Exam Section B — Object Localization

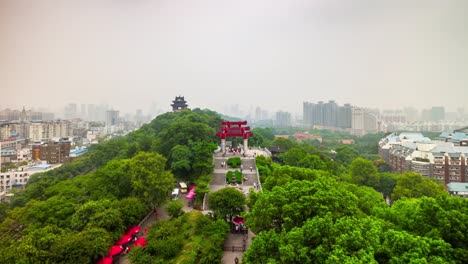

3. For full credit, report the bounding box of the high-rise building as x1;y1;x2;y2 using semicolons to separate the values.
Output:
404;107;419;123
337;103;352;128
323;100;338;127
431;107;445;121
64;103;78;119
275;111;291;128
106;110;119;127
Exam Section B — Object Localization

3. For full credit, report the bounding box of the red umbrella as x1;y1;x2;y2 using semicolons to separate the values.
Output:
126;226;141;236
96;256;113;264
233;216;245;225
134;237;147;247
116;234;133;245
107;245;124;257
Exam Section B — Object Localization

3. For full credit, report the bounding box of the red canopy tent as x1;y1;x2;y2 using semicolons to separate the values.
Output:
96;256;113;264
107;245;124;257
126;226;141;236
134;237;147;247
116;234;133;245
233;216;245;225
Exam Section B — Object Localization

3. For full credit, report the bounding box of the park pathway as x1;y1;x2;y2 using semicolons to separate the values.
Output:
117;206;169;264
209;148;269;264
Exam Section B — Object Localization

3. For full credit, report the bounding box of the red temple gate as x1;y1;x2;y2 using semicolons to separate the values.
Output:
216;121;253;153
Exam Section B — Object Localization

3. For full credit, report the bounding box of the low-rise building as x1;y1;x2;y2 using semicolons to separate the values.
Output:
379;132;468;184
0;163;60;202
32;139;71;164
447;182;468;198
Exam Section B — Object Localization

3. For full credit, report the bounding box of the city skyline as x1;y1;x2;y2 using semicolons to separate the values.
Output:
1;1;468;115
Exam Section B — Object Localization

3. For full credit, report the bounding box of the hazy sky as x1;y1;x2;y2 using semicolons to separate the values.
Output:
1;0;467;115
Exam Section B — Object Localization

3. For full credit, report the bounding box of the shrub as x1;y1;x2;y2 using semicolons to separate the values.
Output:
226;170;243;184
166;200;184;218
226;157;241;168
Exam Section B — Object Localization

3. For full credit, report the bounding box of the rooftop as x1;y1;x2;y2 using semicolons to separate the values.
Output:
447;182;468;193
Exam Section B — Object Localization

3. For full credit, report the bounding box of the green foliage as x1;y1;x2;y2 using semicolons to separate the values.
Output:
0;109;223;263
208;187;246;221
193;174;212;205
374;158;391;172
263;166;327;191
166;199;184;218
226;170;243;184
245;213;455;264
0;202;8;223
335;145;360;166
128;152;175;206
190;141;217;177
226;157;242;168
132;211;229;263
378;172;398;198
170;145;193;178
391;172;447;201
256;155;274;182
349;157;380;189
272;137;296;151
249;127;275;147
247;178;363;233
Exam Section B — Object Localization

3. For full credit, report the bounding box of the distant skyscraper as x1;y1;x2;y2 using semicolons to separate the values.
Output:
106;110;119;133
255;107;262;121
323;100;338;127
87;104;96;121
275;111;291;128
431;107;445;121
404;107;419;123
64;103;78;119
337;103;352;128
80;104;86;119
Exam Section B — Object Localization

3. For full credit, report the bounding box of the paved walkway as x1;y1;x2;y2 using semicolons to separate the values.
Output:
117;206;169;264
210;151;261;264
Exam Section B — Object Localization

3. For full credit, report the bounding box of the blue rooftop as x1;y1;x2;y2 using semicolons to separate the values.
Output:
31;164;52;169
452;132;467;141
70;148;88;155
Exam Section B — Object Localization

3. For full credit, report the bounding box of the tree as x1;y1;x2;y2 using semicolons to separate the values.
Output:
391;172;447;201
378;173;398;198
208;187;246;222
170;145;193;178
51;227;112;264
128;152;175;207
349;157;380;189
191;141;217;177
247;178;361;233
279;148;307;166
272;138;295;151
335;146;360;166
166;199;184;218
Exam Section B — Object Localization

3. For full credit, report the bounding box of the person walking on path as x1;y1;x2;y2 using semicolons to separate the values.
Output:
250;166;253;172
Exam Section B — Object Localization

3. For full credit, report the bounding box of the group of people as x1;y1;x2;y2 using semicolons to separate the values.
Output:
234;223;247;234
227;147;242;155
253;182;260;190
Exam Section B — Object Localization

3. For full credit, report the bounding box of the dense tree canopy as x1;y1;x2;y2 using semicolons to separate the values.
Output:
391;172;447;201
0;109;223;263
208;187;246;222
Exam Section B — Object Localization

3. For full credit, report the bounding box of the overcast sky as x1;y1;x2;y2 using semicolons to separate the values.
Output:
1;0;467;115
